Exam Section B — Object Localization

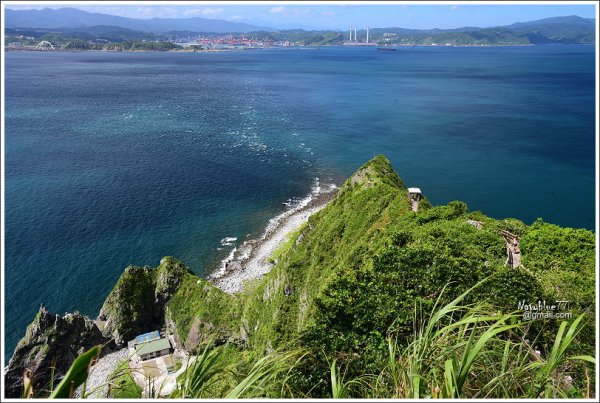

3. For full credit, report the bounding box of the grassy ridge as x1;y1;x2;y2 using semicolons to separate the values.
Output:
166;274;241;349
238;156;413;350
18;155;594;399
160;155;595;397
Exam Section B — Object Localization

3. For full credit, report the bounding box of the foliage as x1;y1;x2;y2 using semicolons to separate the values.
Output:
367;289;595;399
49;345;100;398
166;274;241;349
106;359;142;398
172;341;302;399
177;343;232;398
15;155;596;399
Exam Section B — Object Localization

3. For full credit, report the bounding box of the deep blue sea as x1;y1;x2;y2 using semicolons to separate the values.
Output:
4;45;596;361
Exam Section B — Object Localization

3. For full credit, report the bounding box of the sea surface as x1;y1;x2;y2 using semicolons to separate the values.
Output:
4;45;596;360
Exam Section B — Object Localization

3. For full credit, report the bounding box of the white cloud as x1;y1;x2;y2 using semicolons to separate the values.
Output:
269;6;314;18
321;11;335;16
184;8;224;16
229;15;243;21
450;5;459;11
134;7;179;19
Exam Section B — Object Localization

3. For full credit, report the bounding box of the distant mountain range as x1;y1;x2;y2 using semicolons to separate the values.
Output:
4;7;273;33
359;15;595;45
4;8;596;45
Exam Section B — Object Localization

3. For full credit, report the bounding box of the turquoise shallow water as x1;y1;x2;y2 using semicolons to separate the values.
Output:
4;45;595;360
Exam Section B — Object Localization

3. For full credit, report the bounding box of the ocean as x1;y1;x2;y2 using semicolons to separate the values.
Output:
4;45;595;360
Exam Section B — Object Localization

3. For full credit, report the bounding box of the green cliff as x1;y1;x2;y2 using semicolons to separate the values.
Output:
6;155;595;398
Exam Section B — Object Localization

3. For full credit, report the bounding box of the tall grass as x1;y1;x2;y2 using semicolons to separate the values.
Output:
176;341;304;399
328;358;373;398
224;349;303;398
370;283;595;399
177;343;228;398
25;281;594;399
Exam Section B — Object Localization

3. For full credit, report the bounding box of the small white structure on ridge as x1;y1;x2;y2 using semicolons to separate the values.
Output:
408;187;422;212
408;187;422;201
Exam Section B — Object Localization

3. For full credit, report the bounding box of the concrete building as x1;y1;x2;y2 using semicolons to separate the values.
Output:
137;338;172;361
130;331;172;361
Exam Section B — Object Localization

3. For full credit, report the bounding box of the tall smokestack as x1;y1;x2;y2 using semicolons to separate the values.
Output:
366;27;370;44
354;27;357;42
349;27;352;42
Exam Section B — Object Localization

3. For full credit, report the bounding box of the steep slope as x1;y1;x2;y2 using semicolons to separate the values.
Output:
97;256;240;348
97;257;189;345
6;155;595;398
4;306;110;398
234;155;594;393
239;156;416;351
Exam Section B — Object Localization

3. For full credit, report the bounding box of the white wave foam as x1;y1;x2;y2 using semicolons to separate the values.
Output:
211;177;338;284
211;246;238;278
221;237;238;244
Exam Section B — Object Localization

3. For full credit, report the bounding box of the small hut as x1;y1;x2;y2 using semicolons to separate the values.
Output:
130;331;172;361
407;187;422;202
408;187;422;212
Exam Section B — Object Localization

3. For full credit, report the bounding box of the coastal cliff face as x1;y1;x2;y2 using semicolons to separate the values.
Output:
4;305;110;398
5;155;595;398
97;256;193;346
238;155;417;350
96;255;241;350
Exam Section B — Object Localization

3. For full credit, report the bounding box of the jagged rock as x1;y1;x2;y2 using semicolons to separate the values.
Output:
225;260;243;273
96;265;156;346
155;257;192;306
97;257;193;346
4;305;111;398
240;319;250;344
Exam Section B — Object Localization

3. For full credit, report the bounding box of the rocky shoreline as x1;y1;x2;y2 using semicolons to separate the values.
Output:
75;348;130;399
3;183;339;397
210;183;338;294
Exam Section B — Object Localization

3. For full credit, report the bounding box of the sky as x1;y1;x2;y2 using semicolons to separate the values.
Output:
5;2;597;30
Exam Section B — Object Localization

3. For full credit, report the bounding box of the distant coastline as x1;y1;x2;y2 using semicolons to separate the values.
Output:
4;47;228;53
5;14;594;52
8;43;597;54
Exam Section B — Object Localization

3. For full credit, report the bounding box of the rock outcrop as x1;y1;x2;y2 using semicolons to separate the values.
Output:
97;256;192;346
4;305;110;398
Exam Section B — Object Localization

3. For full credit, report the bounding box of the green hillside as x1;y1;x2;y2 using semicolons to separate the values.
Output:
6;155;595;399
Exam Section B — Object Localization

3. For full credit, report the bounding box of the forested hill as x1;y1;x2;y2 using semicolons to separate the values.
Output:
4;9;595;46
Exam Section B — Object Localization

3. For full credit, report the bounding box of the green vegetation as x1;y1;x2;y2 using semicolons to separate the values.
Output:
104;41;181;51
106;360;142;399
97;265;159;344
234;155;594;397
5;15;594;50
5;29;182;51
49;284;594;399
166;274;241;350
13;155;596;399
